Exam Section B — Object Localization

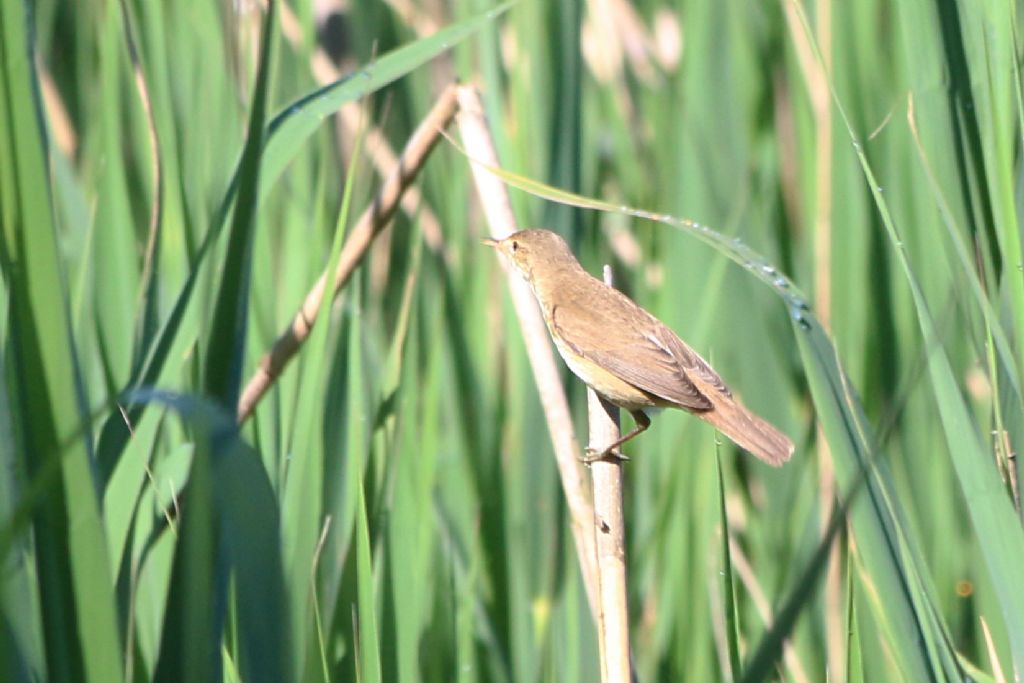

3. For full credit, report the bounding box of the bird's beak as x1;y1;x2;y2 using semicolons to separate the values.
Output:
481;237;499;248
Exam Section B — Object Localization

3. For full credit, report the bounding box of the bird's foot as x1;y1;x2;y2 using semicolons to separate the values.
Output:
581;447;629;465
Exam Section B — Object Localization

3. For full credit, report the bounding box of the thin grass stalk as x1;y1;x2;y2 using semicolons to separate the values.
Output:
454;84;601;619
714;452;742;682
236;83;459;422
588;264;630;683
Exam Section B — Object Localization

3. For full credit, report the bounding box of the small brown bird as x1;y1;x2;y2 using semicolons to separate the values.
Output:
485;229;793;466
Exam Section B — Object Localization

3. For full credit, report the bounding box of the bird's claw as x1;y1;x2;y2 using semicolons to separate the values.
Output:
580;447;629;465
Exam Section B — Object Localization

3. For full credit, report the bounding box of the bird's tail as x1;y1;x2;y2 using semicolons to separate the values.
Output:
697;398;794;466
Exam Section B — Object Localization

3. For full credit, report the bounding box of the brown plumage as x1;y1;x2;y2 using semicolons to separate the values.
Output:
485;228;793;466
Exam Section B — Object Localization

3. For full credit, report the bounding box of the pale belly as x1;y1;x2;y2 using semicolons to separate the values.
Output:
552;336;666;412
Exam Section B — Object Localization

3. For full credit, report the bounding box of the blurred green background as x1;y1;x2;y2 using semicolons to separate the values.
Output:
2;0;1023;681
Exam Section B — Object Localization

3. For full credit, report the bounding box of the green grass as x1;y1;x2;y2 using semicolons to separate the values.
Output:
2;0;1023;681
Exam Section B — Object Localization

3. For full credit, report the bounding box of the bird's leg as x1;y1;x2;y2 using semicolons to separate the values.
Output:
582;410;651;463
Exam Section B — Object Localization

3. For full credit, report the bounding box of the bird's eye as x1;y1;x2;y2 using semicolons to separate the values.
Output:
511;240;519;252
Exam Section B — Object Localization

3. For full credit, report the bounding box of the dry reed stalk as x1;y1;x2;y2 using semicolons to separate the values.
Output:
588;264;631;683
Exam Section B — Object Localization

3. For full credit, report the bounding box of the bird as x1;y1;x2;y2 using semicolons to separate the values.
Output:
484;228;794;466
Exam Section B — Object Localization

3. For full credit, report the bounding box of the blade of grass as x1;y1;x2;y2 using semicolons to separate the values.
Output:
130;389;288;682
117;0;165;378
0;2;122;681
279;87;367;680
217;422;289;683
354;451;382;683
202;0;277;406
717;452;742;683
319;279;371;660
380;233;426;683
150;400;221;683
846;551;863;683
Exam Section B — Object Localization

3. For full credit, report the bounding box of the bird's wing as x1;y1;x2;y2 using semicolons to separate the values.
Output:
550;291;720;411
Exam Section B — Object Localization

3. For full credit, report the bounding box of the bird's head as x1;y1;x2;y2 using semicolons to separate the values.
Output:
482;229;578;282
